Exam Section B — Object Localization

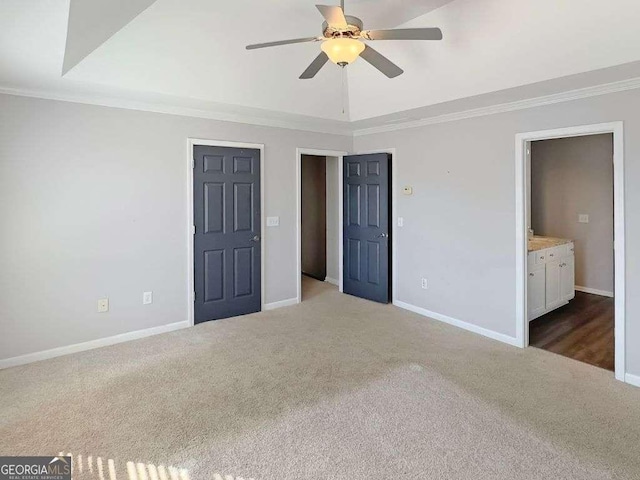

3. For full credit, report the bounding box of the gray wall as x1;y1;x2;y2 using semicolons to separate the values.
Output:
531;135;614;293
301;155;326;280
3;88;640;380
0;93;351;360
354;88;640;379
325;156;340;283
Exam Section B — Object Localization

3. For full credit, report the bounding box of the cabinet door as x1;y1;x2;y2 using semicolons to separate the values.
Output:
545;260;562;310
561;255;575;302
528;264;546;320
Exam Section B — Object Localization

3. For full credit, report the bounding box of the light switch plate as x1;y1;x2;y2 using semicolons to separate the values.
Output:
97;298;109;313
578;214;589;224
398;217;404;227
143;291;153;305
266;216;279;227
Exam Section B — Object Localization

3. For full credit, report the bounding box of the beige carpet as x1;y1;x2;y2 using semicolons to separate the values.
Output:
1;278;639;480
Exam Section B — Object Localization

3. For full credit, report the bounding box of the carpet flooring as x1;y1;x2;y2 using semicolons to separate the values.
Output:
1;278;639;480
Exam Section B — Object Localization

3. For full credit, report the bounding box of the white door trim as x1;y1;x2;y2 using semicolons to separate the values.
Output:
354;148;398;304
296;148;348;303
514;122;626;382
187;138;266;327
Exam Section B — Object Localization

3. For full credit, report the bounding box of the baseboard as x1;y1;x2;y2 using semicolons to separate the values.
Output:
625;373;640;388
575;286;614;298
325;277;339;286
0;321;190;370
394;300;521;347
263;297;299;311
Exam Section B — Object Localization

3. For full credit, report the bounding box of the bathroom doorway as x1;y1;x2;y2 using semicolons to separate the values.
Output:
527;134;614;370
515;122;626;382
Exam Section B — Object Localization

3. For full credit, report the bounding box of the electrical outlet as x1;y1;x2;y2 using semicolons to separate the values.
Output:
97;298;109;313
421;278;428;289
398;217;404;227
143;291;153;305
266;216;279;227
578;214;589;224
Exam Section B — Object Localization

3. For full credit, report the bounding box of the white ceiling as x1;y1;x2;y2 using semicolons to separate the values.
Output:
1;0;640;126
347;0;640;120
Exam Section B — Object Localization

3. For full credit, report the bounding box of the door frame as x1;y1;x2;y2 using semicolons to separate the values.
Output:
355;148;398;304
514;122;626;382
296;148;348;303
187;138;265;327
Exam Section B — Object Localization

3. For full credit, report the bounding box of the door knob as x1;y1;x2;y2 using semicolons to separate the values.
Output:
377;233;388;238
252;235;260;242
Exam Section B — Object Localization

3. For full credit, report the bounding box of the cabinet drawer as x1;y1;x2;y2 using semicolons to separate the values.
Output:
535;249;549;264
546;246;562;262
533;243;572;264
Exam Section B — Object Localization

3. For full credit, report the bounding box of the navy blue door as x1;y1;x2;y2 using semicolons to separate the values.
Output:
343;153;390;303
193;145;261;323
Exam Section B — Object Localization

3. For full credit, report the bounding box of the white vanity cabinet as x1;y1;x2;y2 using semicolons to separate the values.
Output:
527;263;546;320
528;241;575;321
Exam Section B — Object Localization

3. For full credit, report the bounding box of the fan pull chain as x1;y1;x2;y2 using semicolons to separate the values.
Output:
341;65;346;115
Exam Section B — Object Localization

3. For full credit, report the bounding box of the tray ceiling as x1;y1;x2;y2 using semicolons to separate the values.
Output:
1;0;640;126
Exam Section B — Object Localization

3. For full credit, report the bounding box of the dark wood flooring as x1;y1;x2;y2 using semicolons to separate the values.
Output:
529;291;614;371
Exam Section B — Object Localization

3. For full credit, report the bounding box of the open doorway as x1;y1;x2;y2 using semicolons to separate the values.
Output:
298;152;342;301
527;134;614;370
516;122;625;382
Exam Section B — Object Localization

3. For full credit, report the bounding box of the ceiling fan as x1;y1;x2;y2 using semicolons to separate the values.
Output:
246;1;443;79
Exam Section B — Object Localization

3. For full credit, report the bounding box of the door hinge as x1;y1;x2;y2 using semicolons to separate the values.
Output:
193;291;196;301
192;225;196;234
192;158;195;169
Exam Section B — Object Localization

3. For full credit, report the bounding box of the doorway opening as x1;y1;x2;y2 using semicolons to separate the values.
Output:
527;134;614;370
296;148;395;306
296;148;346;304
515;122;626;382
300;154;340;300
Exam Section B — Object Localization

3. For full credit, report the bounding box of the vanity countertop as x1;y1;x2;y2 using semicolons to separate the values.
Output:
528;236;573;253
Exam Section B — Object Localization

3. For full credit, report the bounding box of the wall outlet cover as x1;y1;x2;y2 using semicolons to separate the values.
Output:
403;186;413;195
398;217;404;227
97;298;109;313
266;216;280;227
578;214;589;223
143;291;153;305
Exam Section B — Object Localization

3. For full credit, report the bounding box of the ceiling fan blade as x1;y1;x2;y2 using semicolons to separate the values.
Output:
359;45;404;78
362;28;443;41
316;5;348;28
300;52;330;79
246;37;320;50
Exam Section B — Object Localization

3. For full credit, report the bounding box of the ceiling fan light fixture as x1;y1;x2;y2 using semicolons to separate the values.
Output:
321;38;365;66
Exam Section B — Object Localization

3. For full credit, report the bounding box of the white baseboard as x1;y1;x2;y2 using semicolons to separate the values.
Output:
575;286;614;298
625;373;640;388
263;297;299;311
325;277;339;286
394;300;521;347
0;321;190;370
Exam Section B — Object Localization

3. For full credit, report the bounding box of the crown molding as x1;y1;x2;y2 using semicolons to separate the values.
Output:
3;76;640;138
0;85;353;137
352;76;640;136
